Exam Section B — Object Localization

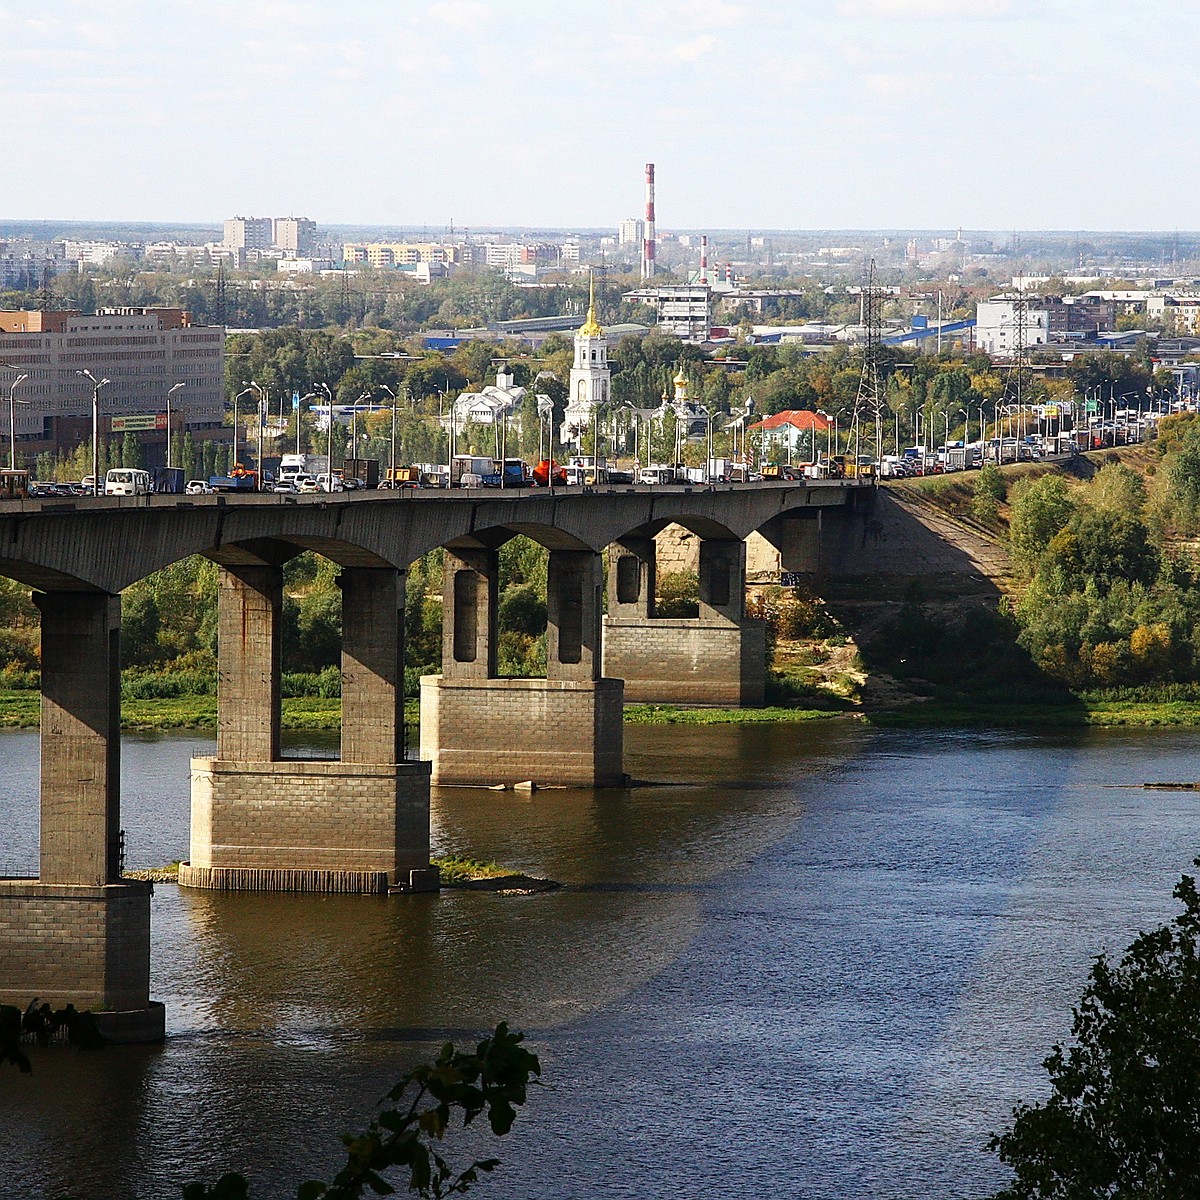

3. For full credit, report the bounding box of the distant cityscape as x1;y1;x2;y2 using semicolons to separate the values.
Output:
5;162;1200;470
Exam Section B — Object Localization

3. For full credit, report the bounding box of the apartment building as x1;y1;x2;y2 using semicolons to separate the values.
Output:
272;217;317;255
0;307;225;463
341;242;462;268
222;217;274;251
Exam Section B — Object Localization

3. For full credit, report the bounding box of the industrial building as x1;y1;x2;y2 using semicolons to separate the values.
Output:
623;285;712;342
0;307;225;465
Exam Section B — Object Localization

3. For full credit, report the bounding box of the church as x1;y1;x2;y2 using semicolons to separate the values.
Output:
559;277;610;448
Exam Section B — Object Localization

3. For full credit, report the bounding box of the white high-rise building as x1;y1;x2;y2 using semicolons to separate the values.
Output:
618;217;643;247
222;217;273;250
273;217;317;255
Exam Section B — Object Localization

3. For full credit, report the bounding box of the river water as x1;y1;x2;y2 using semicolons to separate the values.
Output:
1;721;1199;1200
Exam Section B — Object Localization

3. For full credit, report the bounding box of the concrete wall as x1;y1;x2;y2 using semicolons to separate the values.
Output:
184;758;431;893
420;676;625;787
603;618;766;706
0;880;162;1041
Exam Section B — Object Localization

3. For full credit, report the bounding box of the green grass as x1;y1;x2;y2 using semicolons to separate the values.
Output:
869;699;1200;729
0;690;340;731
2;689;1196;734
431;856;514;882
624;704;846;725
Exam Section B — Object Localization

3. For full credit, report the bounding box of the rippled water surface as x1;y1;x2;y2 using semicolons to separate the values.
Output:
2;722;1199;1199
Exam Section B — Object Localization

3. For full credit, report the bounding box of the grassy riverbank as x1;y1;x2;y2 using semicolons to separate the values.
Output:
4;687;1198;732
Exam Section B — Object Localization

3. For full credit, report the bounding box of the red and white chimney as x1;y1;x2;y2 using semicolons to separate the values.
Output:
699;235;708;286
641;163;656;279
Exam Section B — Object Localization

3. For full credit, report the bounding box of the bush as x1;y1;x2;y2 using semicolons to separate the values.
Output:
656;570;699;618
498;583;546;636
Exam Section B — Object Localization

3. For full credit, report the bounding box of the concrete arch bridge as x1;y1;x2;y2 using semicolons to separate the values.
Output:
0;481;868;1039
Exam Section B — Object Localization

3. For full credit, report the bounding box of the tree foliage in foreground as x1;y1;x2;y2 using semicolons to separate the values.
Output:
990;863;1200;1199
0;1000;105;1073
183;1023;539;1200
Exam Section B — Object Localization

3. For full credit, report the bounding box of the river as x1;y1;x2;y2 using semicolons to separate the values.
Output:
1;721;1198;1199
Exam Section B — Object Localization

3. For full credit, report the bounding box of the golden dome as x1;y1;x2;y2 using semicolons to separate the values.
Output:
578;272;603;338
674;368;688;387
579;306;603;338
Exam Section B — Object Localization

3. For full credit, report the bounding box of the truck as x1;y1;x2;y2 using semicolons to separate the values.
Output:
278;453;329;485
209;469;257;492
451;455;495;487
343;457;381;489
383;466;422;488
481;459;529;488
154;467;185;494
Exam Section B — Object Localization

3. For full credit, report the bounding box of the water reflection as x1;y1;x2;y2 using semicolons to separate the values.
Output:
2;722;1199;1199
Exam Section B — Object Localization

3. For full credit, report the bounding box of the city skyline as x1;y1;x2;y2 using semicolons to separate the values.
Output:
1;1;1197;230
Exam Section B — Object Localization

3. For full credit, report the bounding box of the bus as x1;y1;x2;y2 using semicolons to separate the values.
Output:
0;469;29;499
104;468;152;496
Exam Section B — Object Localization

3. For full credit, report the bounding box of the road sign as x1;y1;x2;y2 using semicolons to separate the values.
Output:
1085;399;1099;415
111;414;166;432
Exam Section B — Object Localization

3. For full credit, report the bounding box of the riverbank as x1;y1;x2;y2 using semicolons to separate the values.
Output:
123;855;559;892
3;688;1199;731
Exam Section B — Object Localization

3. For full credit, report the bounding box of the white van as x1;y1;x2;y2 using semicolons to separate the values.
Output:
637;466;676;486
105;468;152;496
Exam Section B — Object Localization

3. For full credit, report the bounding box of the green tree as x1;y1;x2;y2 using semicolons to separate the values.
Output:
972;463;1006;523
990;864;1200;1200
1090;461;1146;516
1009;476;1076;572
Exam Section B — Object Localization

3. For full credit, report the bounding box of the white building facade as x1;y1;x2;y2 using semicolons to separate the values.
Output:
560;289;609;446
975;298;1051;358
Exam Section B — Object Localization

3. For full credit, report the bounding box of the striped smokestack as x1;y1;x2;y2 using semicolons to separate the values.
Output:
699;234;708;285
641;162;656;279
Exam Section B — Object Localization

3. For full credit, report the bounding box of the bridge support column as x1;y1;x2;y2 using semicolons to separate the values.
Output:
183;564;433;894
603;536;766;706
0;591;163;1043
421;547;624;787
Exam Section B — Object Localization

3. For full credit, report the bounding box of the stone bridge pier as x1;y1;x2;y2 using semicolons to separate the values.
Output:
420;545;624;787
0;590;163;1042
602;533;766;706
181;562;433;894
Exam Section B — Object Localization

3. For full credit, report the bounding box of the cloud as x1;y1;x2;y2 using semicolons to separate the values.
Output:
673;34;717;62
421;1;491;30
836;0;1013;17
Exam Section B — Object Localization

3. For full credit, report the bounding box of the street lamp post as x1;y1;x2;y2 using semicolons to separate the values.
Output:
244;381;268;490
77;369;111;495
233;386;255;477
379;384;399;486
316;382;335;490
165;382;185;470
6;372;29;471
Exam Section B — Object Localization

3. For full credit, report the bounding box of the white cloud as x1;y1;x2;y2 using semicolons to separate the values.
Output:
673;34;718;62
421;1;491;30
836;0;1013;17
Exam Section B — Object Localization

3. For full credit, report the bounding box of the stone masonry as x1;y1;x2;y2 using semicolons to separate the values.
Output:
421;544;625;786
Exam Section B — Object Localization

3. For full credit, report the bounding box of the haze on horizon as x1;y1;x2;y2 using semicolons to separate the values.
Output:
0;0;1194;232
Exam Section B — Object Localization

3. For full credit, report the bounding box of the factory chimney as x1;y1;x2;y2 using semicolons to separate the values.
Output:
699;234;708;286
641;163;656;279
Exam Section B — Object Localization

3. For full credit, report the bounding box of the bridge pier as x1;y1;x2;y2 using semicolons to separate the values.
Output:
182;564;432;894
0;591;162;1043
603;535;766;706
421;546;624;787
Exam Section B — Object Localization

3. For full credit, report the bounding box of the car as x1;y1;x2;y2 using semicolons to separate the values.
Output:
341;476;360;490
185;480;214;495
272;480;298;494
297;477;322;493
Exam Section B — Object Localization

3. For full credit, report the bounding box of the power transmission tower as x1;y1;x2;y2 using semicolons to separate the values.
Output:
1010;287;1028;409
854;259;886;466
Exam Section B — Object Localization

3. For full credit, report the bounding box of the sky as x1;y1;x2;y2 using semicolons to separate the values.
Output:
1;0;1198;232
